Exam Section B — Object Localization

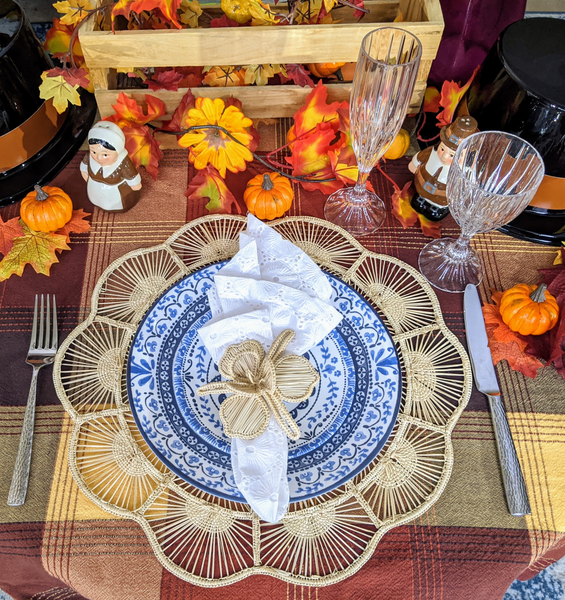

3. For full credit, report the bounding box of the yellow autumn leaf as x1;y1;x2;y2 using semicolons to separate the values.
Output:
53;0;94;25
0;222;70;281
180;0;202;27
39;73;81;113
243;64;275;86
249;1;276;25
323;0;336;12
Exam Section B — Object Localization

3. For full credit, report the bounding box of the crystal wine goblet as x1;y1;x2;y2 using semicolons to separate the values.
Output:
324;27;422;237
418;131;545;293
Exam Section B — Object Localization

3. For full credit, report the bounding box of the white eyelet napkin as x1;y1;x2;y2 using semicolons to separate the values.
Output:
198;214;343;523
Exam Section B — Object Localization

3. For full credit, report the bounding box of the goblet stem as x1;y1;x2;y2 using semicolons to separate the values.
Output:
445;234;473;261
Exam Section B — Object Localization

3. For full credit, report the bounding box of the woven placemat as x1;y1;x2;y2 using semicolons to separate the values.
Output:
53;215;472;587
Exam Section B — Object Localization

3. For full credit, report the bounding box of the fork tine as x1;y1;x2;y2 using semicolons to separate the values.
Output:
52;295;58;349
29;295;38;350
38;295;45;349
45;295;51;352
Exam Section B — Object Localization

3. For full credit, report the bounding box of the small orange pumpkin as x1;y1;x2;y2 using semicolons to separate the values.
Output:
384;129;411;160
244;172;294;221
499;283;559;336
20;185;73;233
306;62;346;79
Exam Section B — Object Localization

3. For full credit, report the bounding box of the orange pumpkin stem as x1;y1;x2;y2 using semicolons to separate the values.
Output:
262;173;274;191
33;185;49;201
530;283;547;303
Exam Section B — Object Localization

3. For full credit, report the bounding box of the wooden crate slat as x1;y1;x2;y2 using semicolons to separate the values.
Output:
80;22;442;69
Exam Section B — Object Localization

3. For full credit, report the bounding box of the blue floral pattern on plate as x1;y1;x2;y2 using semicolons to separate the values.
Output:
127;262;402;502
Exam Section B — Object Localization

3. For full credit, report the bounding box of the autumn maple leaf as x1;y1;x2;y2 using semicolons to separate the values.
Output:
54;209;92;243
423;86;440;113
243;64;276;86
107;92;166;125
44;18;84;62
112;0;183;28
161;88;195;134
53;0;94;25
185;165;241;214
0;215;24;256
122;123;163;180
203;66;246;87
391;181;417;228
45;66;91;91
436;66;479;128
146;69;184;91
39;73;81;113
210;14;239;26
0;223;70;281
249;1;277;25
287;81;347;142
179;0;202;27
282;64;314;88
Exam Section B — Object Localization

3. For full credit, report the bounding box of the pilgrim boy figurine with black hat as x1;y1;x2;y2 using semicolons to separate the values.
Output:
80;121;142;212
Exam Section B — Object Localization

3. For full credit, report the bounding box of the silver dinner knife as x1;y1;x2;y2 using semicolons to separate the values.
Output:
464;284;531;516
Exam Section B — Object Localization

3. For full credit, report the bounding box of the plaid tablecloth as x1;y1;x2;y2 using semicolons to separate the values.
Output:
1;124;564;600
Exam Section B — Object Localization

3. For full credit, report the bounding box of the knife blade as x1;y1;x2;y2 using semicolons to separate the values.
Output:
464;284;531;516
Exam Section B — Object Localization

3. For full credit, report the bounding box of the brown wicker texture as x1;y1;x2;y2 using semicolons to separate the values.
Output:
53;215;472;587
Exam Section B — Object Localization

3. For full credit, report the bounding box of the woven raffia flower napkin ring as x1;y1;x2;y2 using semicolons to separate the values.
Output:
197;329;319;441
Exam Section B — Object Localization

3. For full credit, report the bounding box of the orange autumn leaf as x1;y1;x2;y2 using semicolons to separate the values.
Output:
54;209;91;243
0;215;24;256
112;0;183;28
423;86;440;113
161;88;196;134
0;222;70;280
437;66;479;128
122;123;163;180
287;81;346;143
482;299;544;378
391;181;417;228
44;18;84;62
107;92;166;126
185;165;241;214
286;123;342;193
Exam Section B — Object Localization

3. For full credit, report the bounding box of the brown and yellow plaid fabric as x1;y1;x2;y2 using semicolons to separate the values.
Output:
1;125;564;600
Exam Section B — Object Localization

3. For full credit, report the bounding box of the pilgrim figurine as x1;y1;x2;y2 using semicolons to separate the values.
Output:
80;121;142;212
409;116;478;221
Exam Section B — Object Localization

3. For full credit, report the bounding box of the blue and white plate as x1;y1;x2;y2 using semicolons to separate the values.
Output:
127;263;402;503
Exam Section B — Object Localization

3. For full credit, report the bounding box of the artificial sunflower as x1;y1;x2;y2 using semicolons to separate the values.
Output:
179;97;254;177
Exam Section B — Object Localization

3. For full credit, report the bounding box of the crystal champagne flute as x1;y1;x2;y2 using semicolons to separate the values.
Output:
324;27;422;237
418;131;545;293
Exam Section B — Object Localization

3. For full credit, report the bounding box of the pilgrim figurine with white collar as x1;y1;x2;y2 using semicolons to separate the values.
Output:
80;121;142;212
408;116;478;221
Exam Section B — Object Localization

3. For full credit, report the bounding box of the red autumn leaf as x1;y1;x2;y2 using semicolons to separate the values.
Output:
210;14;240;27
417;214;441;238
107;92;166;125
391;181;418;229
54;209;91;243
0;215;24;256
287;81;346;142
122;123;163;180
146;69;183;91
46;66;91;89
436;66;479;128
161;88;195;134
174;66;204;88
185;165;241;214
282;64;315;88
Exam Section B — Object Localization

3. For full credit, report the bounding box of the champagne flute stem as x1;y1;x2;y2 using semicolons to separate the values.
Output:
353;171;371;196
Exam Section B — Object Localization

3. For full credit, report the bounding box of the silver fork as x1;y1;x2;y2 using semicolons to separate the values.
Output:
7;295;58;507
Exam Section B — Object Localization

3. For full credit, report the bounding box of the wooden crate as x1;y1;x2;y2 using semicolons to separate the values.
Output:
80;0;443;149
